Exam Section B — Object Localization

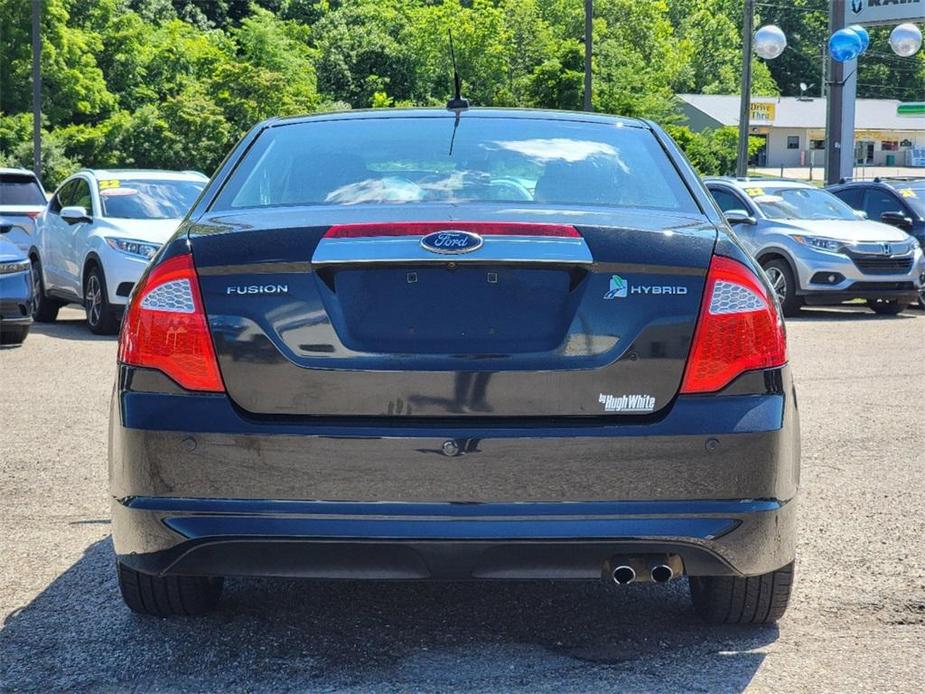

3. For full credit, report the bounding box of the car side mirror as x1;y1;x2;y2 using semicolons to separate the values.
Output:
880;211;913;231
724;209;756;226
853;209;867;220
60;205;91;224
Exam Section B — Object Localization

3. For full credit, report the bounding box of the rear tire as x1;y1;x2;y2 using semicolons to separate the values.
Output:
867;299;910;316
30;256;62;323
117;561;223;617
0;324;30;345
761;259;802;317
689;561;794;625
84;265;120;335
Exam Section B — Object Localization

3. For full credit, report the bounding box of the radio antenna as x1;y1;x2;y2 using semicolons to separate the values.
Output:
446;31;469;113
446;31;468;156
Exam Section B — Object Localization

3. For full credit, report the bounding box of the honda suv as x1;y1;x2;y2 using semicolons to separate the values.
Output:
110;109;799;624
31;169;207;333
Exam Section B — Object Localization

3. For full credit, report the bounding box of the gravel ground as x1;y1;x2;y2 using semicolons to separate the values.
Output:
2;306;924;692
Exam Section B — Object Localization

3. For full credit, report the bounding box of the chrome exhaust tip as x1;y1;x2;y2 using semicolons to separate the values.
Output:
650;564;674;583
612;565;636;585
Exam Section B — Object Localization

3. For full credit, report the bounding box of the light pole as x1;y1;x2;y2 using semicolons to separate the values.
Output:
31;0;41;177
735;0;755;178
584;0;592;112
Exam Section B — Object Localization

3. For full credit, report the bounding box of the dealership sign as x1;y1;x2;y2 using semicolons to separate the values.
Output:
845;0;924;26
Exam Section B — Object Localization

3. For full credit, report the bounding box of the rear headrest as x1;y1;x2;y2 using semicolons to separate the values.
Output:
533;157;619;206
284;153;368;204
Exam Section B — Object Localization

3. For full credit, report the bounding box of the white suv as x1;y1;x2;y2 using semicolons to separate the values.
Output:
31;169;207;333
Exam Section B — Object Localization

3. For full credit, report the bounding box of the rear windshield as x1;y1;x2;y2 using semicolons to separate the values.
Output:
0;174;45;205
212;116;699;214
99;179;205;219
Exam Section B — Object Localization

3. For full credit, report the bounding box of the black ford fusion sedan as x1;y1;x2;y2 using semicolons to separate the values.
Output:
110;109;799;623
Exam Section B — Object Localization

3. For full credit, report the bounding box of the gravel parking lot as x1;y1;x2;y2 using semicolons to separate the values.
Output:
2;306;924;692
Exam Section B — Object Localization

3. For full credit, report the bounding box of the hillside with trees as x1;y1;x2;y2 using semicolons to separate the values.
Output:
1;0;922;185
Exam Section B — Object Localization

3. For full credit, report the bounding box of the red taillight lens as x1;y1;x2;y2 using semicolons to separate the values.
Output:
680;255;787;394
118;253;224;392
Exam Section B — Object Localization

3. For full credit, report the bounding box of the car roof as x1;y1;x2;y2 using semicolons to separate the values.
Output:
78;168;209;182
704;176;815;191
829;177;925;189
0;167;40;178
267;107;648;130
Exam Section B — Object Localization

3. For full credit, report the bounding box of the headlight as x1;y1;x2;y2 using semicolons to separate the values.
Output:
791;235;850;253
105;237;160;259
0;259;31;275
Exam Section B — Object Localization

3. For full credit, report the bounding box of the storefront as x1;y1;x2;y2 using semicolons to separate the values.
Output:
677;94;925;169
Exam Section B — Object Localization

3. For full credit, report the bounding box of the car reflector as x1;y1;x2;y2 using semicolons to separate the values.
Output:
681;255;786;394
118;253;224;392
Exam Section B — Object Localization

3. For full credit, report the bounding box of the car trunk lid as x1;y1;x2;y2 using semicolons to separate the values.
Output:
191;205;716;418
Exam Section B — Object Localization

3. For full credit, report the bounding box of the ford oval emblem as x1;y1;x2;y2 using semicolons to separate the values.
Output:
420;230;484;255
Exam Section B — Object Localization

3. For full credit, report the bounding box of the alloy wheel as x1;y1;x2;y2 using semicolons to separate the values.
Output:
31;261;41;315
765;266;787;303
86;274;102;327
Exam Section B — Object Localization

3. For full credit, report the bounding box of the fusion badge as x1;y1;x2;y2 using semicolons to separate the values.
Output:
226;284;289;295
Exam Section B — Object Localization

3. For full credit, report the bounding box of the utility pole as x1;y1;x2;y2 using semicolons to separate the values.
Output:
583;0;592;111
31;0;41;177
824;0;856;185
735;0;755;178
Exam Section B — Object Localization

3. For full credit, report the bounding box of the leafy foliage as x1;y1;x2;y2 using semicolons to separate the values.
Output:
1;0;923;186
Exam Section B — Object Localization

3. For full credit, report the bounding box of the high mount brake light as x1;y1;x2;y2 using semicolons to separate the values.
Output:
324;222;581;238
680;255;787;394
118;253;224;392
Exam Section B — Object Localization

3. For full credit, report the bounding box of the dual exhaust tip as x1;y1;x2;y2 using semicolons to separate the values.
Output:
609;555;681;585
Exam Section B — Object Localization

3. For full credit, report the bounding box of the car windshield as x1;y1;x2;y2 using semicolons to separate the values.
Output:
751;187;857;221
895;184;925;218
0;174;45;205
99;178;205;219
212;115;699;213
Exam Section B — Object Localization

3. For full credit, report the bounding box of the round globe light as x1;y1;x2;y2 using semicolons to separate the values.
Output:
754;25;787;60
829;28;863;63
890;23;923;58
848;24;870;54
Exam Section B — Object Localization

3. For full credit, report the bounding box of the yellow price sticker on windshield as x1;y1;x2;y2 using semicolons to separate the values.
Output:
744;187;765;197
98;179;121;190
899;188;918;198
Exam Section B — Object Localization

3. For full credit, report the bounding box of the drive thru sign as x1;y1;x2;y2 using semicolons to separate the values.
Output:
844;0;924;26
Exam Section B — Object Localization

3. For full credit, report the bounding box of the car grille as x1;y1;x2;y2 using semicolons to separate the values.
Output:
851;256;914;275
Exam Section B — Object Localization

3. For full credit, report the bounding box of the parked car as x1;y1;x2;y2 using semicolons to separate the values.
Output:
705;177;925;316
826;177;925;308
0;227;34;345
0;167;47;255
30;169;208;333
111;109;799;624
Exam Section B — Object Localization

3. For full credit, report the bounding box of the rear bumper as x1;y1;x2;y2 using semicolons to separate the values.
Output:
110;367;800;579
113;497;796;579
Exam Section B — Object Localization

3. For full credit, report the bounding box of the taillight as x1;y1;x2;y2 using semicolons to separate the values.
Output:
680;255;786;394
118;253;224;392
25;211;40;220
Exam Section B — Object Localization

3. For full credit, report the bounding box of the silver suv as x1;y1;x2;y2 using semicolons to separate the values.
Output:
706;178;925;316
